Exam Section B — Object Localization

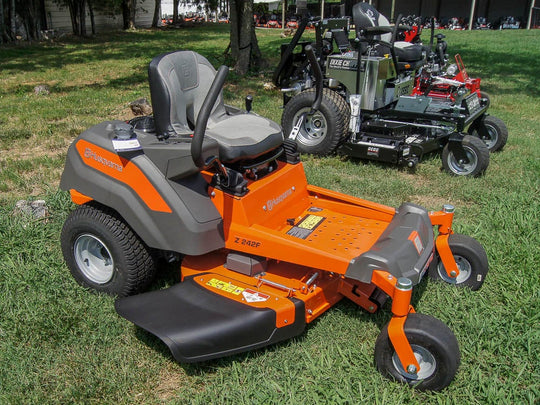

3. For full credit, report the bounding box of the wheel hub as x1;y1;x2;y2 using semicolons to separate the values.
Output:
292;107;328;146
447;145;478;175
74;234;114;284
437;254;472;284
392;344;437;380
479;124;497;149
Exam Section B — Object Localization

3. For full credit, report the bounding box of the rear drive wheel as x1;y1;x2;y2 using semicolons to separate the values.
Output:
442;135;489;177
375;313;460;391
430;233;488;291
61;203;156;297
468;115;508;152
281;88;350;155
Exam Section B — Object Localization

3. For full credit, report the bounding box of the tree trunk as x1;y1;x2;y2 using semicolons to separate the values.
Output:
129;0;135;28
25;0;43;40
122;0;136;29
68;0;80;35
0;0;5;43
237;0;251;73
39;0;47;30
88;0;95;34
229;0;239;59
152;0;160;27
10;0;15;38
79;0;86;36
172;0;179;24
230;0;262;75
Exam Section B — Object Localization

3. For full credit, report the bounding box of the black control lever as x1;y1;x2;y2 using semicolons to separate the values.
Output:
245;95;253;113
192;65;229;169
304;45;323;113
429;17;435;49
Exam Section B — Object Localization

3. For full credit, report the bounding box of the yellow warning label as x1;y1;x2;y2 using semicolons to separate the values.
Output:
206;278;245;295
297;215;325;230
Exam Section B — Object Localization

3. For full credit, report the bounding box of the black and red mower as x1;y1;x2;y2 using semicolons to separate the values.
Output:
275;2;507;174
409;19;508;152
60;47;488;391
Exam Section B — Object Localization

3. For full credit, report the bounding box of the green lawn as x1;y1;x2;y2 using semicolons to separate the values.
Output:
0;24;539;403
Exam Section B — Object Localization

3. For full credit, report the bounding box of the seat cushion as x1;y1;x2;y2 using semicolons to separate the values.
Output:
394;41;424;63
206;113;283;163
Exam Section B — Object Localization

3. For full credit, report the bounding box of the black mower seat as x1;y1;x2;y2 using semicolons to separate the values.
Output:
393;41;425;70
353;2;393;42
394;41;424;63
205;113;283;162
353;2;425;70
149;50;283;163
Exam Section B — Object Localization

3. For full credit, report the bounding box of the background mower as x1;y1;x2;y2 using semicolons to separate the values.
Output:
60;46;489;391
410;19;508;152
275;2;506;175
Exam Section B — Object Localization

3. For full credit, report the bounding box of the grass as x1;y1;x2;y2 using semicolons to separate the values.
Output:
1;24;539;403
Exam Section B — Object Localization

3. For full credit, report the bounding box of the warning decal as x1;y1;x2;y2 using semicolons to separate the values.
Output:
287;214;325;239
206;278;245;295
408;231;424;255
242;289;270;303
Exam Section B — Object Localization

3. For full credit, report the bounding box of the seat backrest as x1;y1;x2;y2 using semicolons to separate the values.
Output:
148;50;227;138
352;2;392;42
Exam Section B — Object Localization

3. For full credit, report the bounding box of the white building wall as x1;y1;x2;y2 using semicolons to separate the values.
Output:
161;0;199;16
44;0;156;33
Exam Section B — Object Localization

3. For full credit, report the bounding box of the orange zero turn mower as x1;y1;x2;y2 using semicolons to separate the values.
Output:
60;49;488;391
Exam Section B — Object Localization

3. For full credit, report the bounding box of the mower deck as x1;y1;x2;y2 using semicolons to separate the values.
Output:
115;161;436;363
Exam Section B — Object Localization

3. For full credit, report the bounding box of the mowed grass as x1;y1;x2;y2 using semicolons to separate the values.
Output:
0;24;539;403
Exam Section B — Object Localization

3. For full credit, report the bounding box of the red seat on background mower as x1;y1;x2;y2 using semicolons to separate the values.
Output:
148;50;283;163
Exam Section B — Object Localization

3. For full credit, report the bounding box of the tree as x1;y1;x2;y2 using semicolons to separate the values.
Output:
121;0;136;29
53;0;87;35
229;0;262;74
17;0;46;39
172;0;179;24
0;0;5;42
10;0;15;38
53;0;139;35
151;0;160;27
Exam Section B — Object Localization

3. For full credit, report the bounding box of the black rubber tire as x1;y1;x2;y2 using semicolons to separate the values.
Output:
468;115;508;152
281;88;350;155
429;233;489;291
61;203;156;297
442;135;490;177
375;313;460;391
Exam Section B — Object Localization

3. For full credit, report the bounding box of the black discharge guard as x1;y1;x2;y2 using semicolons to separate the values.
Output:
115;277;306;363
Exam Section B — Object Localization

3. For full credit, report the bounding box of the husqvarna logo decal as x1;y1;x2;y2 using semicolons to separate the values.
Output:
266;188;293;211
84;147;123;172
75;139;172;213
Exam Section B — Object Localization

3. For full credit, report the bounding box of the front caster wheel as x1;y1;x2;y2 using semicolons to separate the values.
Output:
430;233;489;290
375;313;460;391
468;115;508;152
61;203;156;297
442;135;490;177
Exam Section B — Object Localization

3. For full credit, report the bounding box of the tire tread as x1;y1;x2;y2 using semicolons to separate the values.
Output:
61;202;156;296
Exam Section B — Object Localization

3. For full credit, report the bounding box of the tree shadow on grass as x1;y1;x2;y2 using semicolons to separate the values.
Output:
0;27;232;75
